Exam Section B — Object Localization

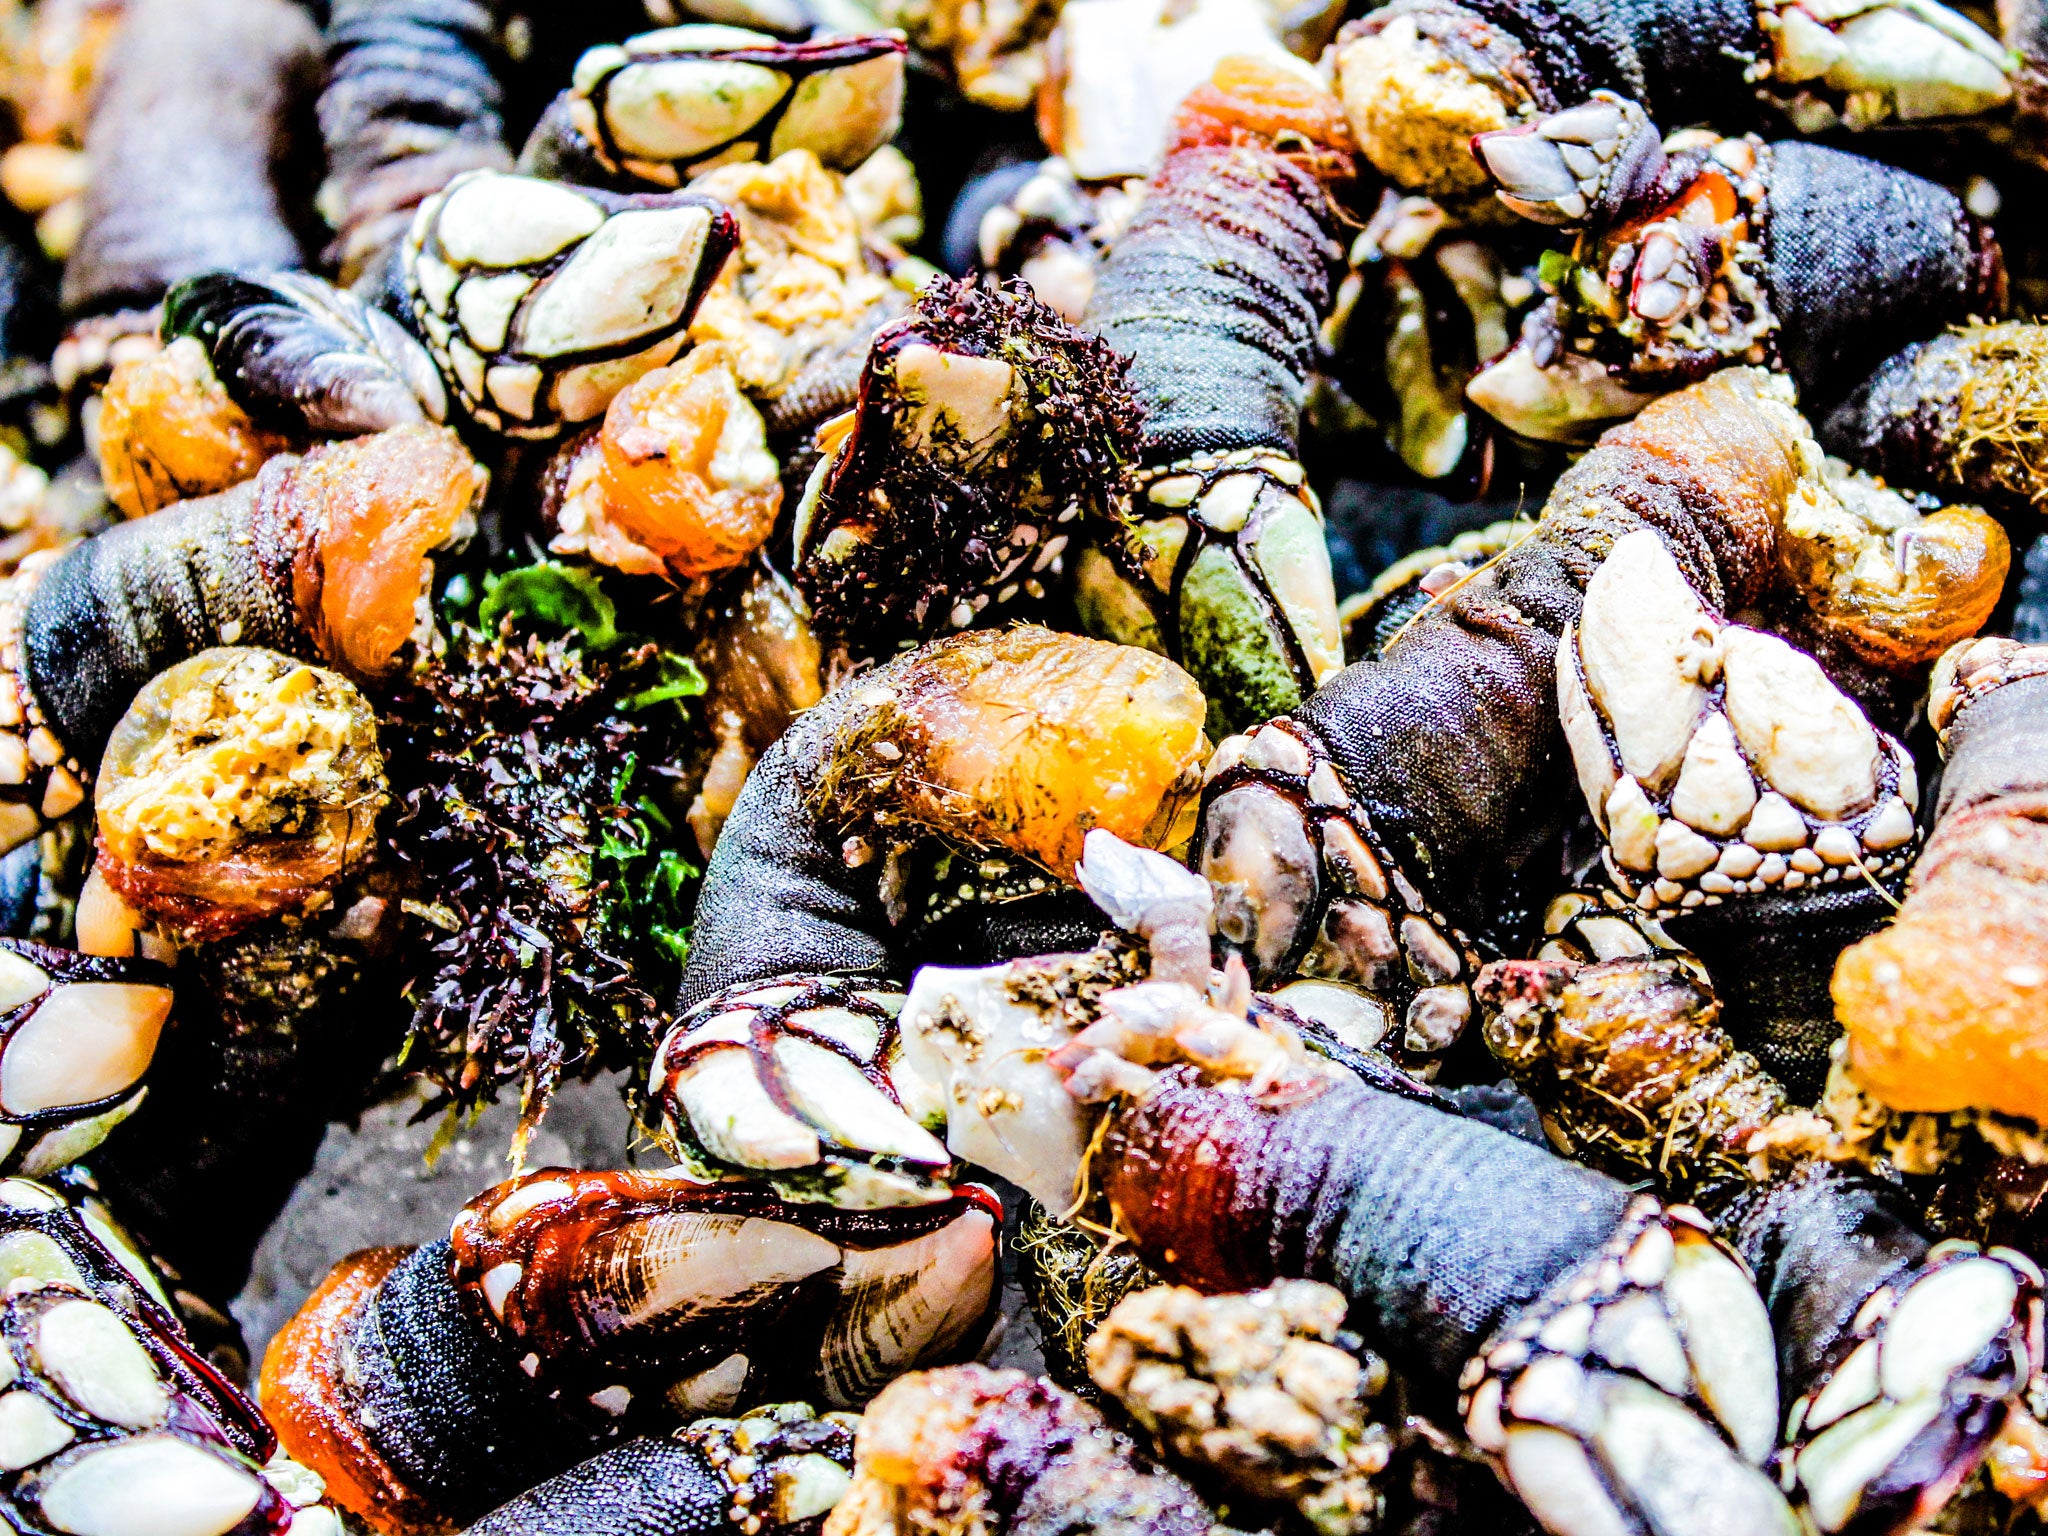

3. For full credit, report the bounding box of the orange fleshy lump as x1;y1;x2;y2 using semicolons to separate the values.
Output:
258;1246;454;1536
1165;55;1357;163
1835;798;2048;1121
288;424;485;681
813;626;1210;876
597;345;783;580
97;336;293;519
1778;497;2009;671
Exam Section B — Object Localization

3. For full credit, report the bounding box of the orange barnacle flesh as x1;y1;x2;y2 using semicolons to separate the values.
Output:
96;336;292;518
259;1246;455;1536
1834;800;2048;1121
1165;54;1357;161
815;626;1209;876
1776;493;2008;671
289;424;485;682
597;344;783;579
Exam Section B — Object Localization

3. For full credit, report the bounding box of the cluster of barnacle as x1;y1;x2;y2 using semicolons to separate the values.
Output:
0;0;2038;1533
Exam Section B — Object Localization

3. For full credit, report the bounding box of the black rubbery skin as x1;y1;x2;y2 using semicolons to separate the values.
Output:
678;730;891;1009
23;466;304;762
63;0;316;315
1107;1068;1632;1385
1761;142;1996;410
1724;1160;1926;1394
462;1438;741;1536
350;1241;601;1524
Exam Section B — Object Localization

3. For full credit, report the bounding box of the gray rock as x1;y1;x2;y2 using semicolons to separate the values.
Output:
231;1072;642;1378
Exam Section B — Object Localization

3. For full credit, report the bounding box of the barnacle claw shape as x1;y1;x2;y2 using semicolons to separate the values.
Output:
1460;1198;1799;1536
0;941;172;1177
1471;92;1665;228
1559;528;1918;919
1196;719;1476;1073
402;170;740;438
1091;451;1345;732
162;269;448;438
1760;0;2012;130
564;26;907;182
449;1169;1003;1415
1781;1243;2042;1534
0;1175;342;1536
651;975;950;1208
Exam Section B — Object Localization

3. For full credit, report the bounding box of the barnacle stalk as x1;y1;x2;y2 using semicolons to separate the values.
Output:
0;423;482;859
316;0;513;286
401;170;739;438
1834;639;2048;1142
793;276;1140;659
528;26;906;186
263;1172;998;1530
61;0;318;317
464;1405;859;1536
1035;987;1798;1536
1077;56;1351;732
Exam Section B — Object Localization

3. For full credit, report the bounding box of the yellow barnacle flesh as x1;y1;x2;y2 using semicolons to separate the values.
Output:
93;648;386;936
819;626;1208;876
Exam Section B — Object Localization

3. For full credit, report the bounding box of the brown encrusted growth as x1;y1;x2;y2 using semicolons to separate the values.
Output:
824;1364;1213;1536
1824;324;2048;513
1015;1199;1156;1394
1087;1280;1394;1536
1476;956;1788;1203
794;276;1140;654
379;623;680;1149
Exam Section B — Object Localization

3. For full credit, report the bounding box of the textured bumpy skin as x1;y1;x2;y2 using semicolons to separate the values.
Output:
62;0;319;314
1428;0;1758;118
1761;143;2001;409
351;1240;600;1522
1098;1066;1631;1384
681;738;890;1007
463;1439;731;1535
1292;371;1793;932
1083;146;1333;463
1668;888;1888;1102
318;0;513;284
23;465;304;764
1724;1161;1926;1396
